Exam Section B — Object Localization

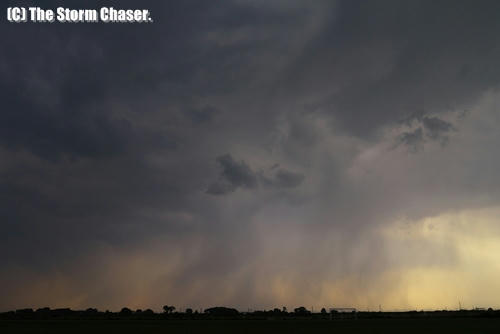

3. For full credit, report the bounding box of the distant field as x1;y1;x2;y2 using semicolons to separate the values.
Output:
2;318;500;334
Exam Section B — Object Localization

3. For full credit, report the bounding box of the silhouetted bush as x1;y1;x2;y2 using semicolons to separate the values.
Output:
204;307;239;317
119;307;132;316
294;306;311;315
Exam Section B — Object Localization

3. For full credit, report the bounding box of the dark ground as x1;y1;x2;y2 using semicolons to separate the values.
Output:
1;318;500;334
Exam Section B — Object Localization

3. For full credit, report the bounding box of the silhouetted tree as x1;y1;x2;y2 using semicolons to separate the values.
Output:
294;306;310;315
120;307;132;316
36;307;51;317
143;309;154;315
84;308;98;315
321;308;327;314
186;308;193;314
163;305;175;314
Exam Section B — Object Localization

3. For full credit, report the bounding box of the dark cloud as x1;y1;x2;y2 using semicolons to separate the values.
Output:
0;68;134;160
260;168;305;189
284;0;500;138
207;154;304;195
2;0;500;311
399;128;424;152
422;116;454;142
205;181;236;195
185;105;218;124
398;115;455;151
207;154;258;195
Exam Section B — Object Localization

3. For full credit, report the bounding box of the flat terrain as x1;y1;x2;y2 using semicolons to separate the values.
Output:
1;318;500;334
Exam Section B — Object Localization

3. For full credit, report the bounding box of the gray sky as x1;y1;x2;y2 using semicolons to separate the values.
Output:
2;0;500;312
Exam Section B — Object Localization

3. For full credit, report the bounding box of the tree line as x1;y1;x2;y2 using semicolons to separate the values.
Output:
1;306;498;320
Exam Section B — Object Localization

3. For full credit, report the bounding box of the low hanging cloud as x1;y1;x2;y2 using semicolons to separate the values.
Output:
398;115;456;151
206;154;258;195
399;128;424;152
260;167;305;189
207;154;305;195
422;116;454;142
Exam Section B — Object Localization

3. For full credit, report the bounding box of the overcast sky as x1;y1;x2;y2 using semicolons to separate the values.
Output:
2;0;500;312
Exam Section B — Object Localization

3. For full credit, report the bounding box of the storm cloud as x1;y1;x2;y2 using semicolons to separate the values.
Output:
207;154;304;195
2;0;500;312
